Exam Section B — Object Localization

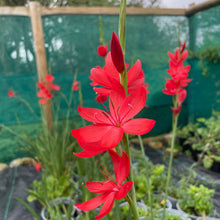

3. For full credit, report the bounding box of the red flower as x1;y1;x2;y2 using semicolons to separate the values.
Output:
163;44;192;115
90;52;148;100
37;73;60;104
8;88;16;97
162;79;180;96
72;80;79;91
72;86;155;157
75;150;133;219
110;32;125;73
96;94;108;103
177;89;187;106
170;106;182;116
97;44;108;57
34;162;41;172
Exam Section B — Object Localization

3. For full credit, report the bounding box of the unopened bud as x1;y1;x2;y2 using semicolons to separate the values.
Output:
110;32;125;73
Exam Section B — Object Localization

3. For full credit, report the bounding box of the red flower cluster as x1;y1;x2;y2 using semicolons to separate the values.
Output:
37;74;60;105
162;43;192;115
75;150;133;219
72;80;79;91
91;32;148;103
73;32;155;218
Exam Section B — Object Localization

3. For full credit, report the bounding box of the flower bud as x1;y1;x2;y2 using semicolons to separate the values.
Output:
97;44;108;57
110;32;125;73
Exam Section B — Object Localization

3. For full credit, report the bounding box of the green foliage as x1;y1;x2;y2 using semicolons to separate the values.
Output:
134;161;166;202
164;214;182;220
120;203;149;220
189;46;220;76
176;111;220;169
27;170;75;206
179;184;215;216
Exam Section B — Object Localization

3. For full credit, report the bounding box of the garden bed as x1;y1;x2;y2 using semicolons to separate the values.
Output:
1;145;220;219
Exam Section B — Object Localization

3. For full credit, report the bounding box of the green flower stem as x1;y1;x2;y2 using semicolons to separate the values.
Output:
163;111;179;219
125;195;140;220
119;0;139;219
17;95;40;121
138;135;154;220
119;0;126;56
123;134;140;220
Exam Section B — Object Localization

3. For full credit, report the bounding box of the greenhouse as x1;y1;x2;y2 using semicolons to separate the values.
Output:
0;0;220;219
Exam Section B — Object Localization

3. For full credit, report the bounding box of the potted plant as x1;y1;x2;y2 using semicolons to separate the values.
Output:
176;111;220;172
41;197;82;220
177;184;215;220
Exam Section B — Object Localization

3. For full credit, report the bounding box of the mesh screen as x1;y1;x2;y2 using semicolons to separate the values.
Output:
0;7;219;162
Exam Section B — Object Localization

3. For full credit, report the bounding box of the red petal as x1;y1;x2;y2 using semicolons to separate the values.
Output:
123;118;155;135
93;87;111;98
110;32;125;73
71;124;112;143
116;181;133;200
86;181;115;193
95;192;115;219
101;126;124;149
109;84;126;116
75;193;109;211
73;148;106;158
105;52;121;81
127;60;142;85
108;150;121;178
181;50;188;61
78;106;111;124
90;67;111;88
177;89;187;105
119;87;146;122
117;151;131;185
171;106;182;116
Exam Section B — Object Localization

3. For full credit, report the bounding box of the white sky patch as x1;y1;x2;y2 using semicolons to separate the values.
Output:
51;38;63;51
161;0;208;8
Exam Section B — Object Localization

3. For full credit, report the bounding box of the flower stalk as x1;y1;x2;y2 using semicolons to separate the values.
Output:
122;134;140;220
119;0;140;219
163;108;179;219
138;135;154;220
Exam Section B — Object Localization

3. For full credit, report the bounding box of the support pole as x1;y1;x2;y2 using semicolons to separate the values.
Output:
29;1;54;133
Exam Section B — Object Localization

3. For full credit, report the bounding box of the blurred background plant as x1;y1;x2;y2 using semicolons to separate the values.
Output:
176;110;220;170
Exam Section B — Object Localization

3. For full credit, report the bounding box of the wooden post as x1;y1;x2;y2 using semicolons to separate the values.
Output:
29;1;54;133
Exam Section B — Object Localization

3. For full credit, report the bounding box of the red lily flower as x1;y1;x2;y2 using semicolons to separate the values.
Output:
90;52;148;100
75;150;133;219
72;80;79;91
34;162;42;172
97;44;108;57
8;88;17;97
110;31;125;73
72;86;155;157
170;106;182;116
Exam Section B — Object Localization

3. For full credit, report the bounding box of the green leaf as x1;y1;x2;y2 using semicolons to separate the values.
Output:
14;197;41;220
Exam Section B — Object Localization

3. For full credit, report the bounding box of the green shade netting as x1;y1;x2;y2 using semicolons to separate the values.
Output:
0;5;219;162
